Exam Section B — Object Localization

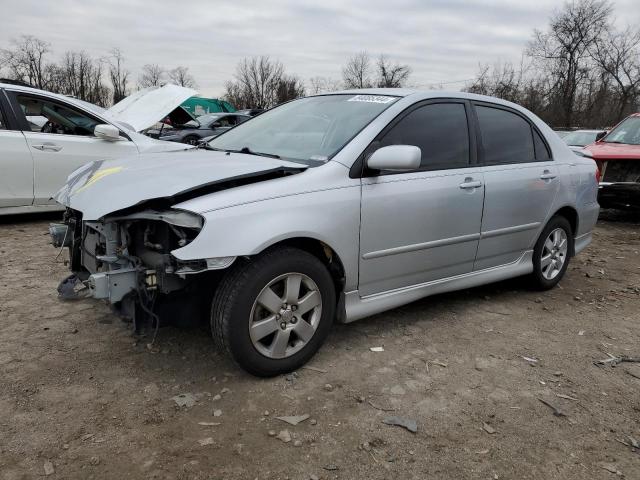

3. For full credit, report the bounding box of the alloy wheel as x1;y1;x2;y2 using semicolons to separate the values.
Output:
249;273;322;359
540;227;568;280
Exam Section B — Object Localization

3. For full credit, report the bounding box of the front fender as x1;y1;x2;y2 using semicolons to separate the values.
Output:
171;185;362;290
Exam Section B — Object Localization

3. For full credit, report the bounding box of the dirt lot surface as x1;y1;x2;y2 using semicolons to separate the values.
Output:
1;211;639;480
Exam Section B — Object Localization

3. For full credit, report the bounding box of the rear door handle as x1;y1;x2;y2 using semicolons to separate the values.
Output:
540;170;556;180
459;179;482;189
32;144;62;152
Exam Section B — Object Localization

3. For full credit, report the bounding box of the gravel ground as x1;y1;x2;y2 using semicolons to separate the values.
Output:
1;211;639;480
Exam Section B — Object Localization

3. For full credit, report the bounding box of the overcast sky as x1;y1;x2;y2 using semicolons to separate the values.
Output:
2;0;639;97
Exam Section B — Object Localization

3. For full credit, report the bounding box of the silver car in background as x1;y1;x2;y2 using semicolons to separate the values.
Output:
51;89;600;376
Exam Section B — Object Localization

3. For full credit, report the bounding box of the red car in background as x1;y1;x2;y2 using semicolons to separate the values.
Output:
583;113;640;210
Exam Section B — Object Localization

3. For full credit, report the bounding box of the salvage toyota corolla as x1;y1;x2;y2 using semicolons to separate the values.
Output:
50;90;600;376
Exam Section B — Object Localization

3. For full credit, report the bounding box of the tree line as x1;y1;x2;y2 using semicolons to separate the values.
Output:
1;0;637;128
464;0;640;128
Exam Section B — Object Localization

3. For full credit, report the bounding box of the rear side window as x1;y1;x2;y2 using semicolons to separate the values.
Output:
379;102;470;170
0;108;5;129
476;105;535;164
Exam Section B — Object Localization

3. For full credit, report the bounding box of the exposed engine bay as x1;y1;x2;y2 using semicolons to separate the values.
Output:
51;207;223;332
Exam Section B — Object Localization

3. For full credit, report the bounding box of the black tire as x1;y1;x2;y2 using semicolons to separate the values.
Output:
211;247;336;377
529;215;573;290
183;135;200;145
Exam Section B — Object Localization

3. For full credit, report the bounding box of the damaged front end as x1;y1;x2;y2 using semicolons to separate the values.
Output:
51;207;227;331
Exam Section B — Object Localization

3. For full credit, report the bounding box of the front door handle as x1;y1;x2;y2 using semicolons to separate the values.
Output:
459;179;482;189
32;143;63;152
540;170;556;180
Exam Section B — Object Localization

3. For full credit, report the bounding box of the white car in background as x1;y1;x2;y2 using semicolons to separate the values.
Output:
0;83;197;215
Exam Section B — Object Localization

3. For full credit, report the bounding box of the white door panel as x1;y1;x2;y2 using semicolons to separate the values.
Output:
475;162;559;270
0;130;34;207
359;168;485;296
22;132;138;205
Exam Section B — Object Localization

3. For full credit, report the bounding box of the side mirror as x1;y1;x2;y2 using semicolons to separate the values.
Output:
595;130;607;142
94;124;121;141
367;145;421;172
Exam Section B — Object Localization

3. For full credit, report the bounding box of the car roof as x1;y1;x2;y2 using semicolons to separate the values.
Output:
0;82;96;110
313;88;540;112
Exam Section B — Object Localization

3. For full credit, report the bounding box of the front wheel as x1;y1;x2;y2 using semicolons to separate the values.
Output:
211;247;336;377
529;216;572;290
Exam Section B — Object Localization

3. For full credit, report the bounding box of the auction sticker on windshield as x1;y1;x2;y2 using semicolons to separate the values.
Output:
348;95;396;104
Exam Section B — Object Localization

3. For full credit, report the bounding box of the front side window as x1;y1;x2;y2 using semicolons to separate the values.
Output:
208;94;399;165
378;102;470;170
476;105;535;164
17;95;100;136
604;116;640;145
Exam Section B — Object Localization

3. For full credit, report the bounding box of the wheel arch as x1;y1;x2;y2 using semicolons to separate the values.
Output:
257;236;347;295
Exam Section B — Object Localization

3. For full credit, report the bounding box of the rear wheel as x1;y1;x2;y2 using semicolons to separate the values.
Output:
211;247;336;377
529;216;572;290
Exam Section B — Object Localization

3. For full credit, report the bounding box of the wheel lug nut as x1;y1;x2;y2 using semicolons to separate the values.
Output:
280;322;286;329
291;318;297;324
276;314;281;320
291;305;297;311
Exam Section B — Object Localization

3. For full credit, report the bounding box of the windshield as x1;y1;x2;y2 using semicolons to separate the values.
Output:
563;131;598;146
604;116;640;145
207;94;399;165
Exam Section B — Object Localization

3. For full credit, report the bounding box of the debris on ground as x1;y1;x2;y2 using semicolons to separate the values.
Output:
198;437;215;446
483;422;496;434
276;430;292;443
595;354;640;367
213;409;222;417
429;360;448;368
600;463;622;475
171;393;196;408
382;416;418;433
368;400;396;411
538;398;566;417
521;356;538;364
323;464;339;471
370;346;385;352
276;414;310;426
302;365;328;373
43;460;54;476
198;422;220;426
323;383;334;392
555;393;578;401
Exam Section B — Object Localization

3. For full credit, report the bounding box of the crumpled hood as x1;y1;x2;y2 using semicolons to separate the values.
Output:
584;142;640;160
54;150;306;220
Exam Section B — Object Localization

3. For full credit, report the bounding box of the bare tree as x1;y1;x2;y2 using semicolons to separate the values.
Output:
1;35;53;89
342;52;372;89
527;0;613;127
106;48;129;103
138;63;165;88
308;76;342;94
275;74;305;104
375;55;411;88
224;56;285;109
591;26;640;122
168;66;196;88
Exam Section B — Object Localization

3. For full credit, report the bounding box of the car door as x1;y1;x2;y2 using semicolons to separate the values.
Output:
472;103;559;270
358;100;485;297
0;90;34;207
9;92;139;205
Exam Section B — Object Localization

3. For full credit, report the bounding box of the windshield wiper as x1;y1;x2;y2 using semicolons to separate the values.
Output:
225;146;281;159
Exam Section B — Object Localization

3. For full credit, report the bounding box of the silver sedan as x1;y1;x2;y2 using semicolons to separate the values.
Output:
51;89;600;376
